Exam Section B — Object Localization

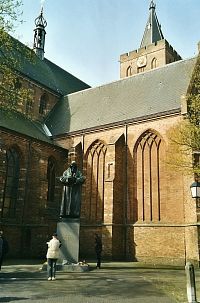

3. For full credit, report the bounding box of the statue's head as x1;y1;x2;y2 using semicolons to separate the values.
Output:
70;161;77;168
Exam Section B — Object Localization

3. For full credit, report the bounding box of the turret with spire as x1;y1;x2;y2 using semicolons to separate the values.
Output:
120;1;182;78
140;1;164;48
33;7;47;60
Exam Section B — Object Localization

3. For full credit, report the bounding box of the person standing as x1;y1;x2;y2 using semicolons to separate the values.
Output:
95;234;102;269
0;230;9;270
46;233;61;281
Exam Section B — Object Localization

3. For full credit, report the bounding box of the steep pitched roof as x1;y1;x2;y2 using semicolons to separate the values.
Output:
20;55;90;95
140;1;164;48
0;108;53;144
0;34;90;96
46;57;197;136
0;34;90;145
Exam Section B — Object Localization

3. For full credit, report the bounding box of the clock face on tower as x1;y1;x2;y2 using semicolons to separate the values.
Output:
137;55;147;68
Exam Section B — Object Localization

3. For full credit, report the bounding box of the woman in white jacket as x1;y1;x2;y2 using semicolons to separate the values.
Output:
46;233;61;281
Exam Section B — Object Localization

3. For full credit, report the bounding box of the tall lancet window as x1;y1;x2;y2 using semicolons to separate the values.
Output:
133;130;164;222
83;140;107;223
39;93;48;115
47;156;56;203
3;147;20;218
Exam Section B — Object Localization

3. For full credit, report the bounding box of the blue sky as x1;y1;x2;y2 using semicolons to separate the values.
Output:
14;0;200;87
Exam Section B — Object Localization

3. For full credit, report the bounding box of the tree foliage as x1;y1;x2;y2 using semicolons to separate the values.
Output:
0;0;34;114
0;0;23;32
166;55;200;176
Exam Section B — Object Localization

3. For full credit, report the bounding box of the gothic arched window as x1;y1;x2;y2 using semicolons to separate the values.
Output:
26;100;33;114
47;157;56;202
84;140;107;223
133;130;164;222
0;139;6;217
39;93;48;115
126;66;132;77
151;57;157;69
2;147;20;218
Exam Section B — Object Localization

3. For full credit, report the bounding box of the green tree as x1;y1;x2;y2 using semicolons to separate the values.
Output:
0;0;34;113
166;54;200;176
0;0;23;32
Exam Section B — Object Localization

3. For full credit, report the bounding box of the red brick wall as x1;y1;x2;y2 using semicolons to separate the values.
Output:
58;116;200;265
0;129;67;258
1;113;199;265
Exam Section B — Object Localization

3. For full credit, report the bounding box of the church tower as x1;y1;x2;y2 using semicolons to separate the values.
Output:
33;7;47;60
120;1;182;78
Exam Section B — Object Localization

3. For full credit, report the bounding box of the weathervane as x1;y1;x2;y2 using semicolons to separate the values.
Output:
149;0;156;10
40;0;46;10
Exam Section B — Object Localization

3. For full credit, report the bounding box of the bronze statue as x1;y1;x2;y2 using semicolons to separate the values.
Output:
59;161;85;218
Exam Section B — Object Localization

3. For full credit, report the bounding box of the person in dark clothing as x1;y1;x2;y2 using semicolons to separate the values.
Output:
95;234;102;269
0;231;9;270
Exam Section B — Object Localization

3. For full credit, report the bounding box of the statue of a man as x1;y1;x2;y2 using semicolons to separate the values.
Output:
59;161;85;218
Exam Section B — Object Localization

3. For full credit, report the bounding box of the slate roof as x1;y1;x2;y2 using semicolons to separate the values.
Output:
140;1;164;48
46;57;197;136
0;34;90;144
0;35;90;95
20;56;90;95
0;108;54;144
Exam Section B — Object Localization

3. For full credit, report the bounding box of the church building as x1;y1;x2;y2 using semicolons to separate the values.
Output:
0;1;199;266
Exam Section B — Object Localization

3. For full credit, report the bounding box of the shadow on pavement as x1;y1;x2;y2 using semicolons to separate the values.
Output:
0;297;28;302
0;271;46;282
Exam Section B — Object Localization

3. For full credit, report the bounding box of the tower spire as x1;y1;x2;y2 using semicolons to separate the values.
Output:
140;1;164;48
33;7;47;60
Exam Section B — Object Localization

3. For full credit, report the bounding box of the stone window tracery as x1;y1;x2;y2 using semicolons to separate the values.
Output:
2;147;20;218
84;140;107;223
133;130;163;222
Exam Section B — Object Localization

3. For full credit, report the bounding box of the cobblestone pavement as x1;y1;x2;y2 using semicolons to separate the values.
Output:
0;261;199;303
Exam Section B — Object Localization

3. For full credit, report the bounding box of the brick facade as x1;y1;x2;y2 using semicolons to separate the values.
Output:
0;129;67;258
120;40;182;78
0;3;199;267
1;91;199;265
55;115;200;265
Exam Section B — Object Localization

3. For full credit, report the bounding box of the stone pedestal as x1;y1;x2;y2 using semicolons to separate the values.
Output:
57;218;80;264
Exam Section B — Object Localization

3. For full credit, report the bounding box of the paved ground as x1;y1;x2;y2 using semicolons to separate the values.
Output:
0;260;200;303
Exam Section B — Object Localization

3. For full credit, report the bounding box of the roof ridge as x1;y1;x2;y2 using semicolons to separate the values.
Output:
65;56;197;98
44;58;90;87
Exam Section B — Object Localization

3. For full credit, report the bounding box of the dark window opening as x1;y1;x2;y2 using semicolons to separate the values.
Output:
2;148;20;218
47;157;56;202
39;93;48;115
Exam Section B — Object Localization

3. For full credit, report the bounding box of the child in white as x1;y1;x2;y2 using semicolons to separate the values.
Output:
46;233;61;280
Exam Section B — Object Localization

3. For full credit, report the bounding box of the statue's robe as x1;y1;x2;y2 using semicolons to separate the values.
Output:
59;167;85;218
